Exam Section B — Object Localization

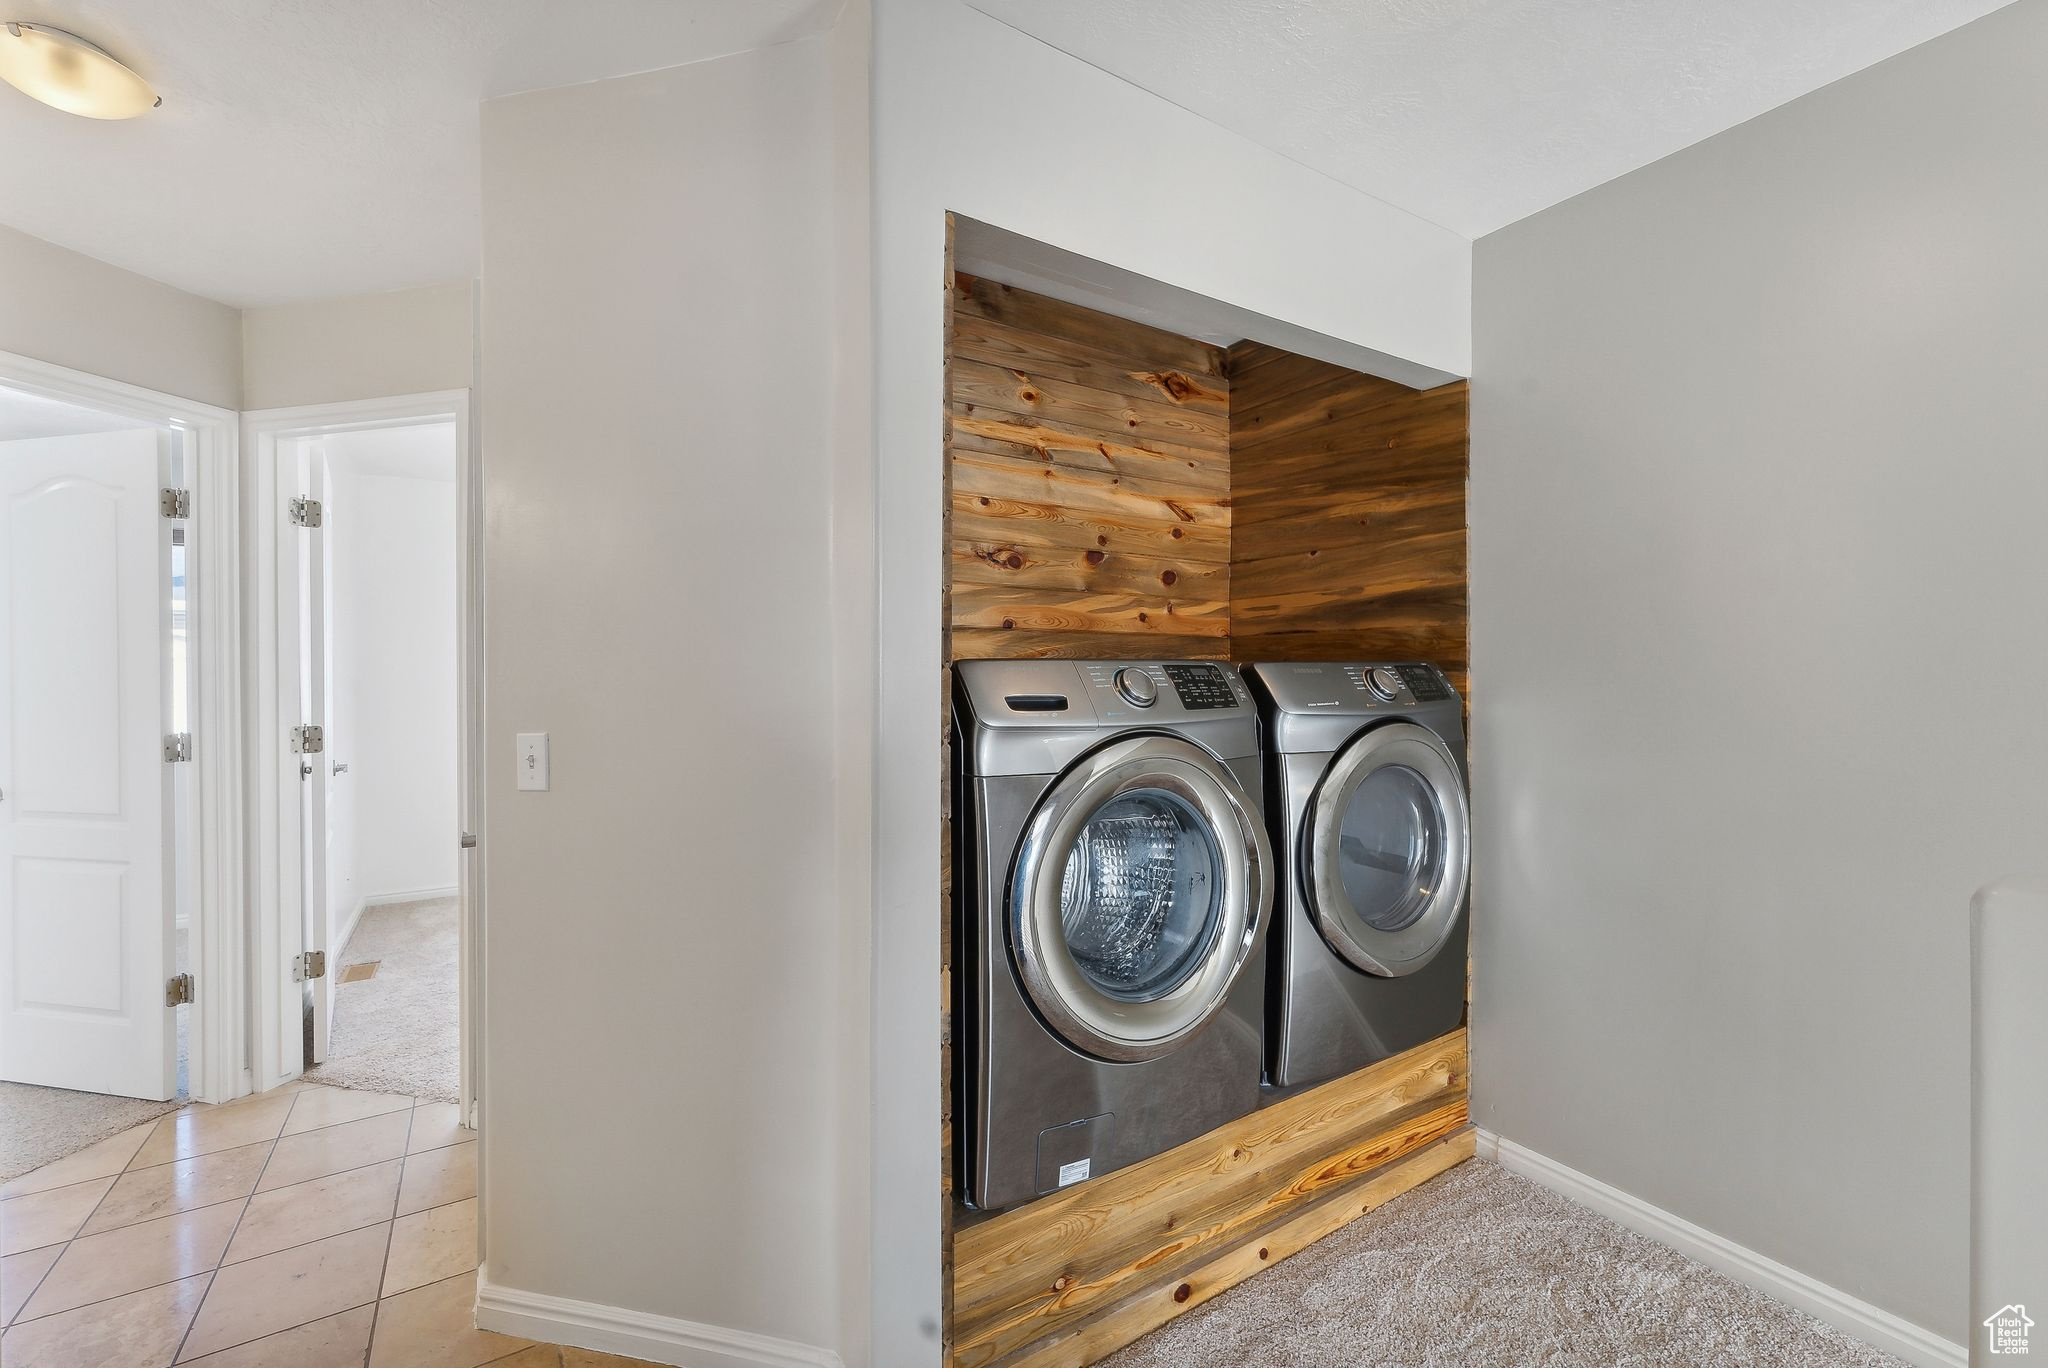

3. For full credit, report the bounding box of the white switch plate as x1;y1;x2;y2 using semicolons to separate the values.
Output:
516;732;550;791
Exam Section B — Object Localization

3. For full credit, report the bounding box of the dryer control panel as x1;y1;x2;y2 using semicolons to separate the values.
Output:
1078;660;1252;723
1243;660;1466;759
1248;661;1461;716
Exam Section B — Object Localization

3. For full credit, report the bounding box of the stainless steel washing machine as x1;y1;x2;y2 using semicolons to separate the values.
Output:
1244;662;1470;1089
954;659;1273;1211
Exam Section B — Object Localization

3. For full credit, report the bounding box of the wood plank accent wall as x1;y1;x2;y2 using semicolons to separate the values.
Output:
951;1033;1471;1367
948;274;1233;662
1226;340;1471;696
942;285;1476;1367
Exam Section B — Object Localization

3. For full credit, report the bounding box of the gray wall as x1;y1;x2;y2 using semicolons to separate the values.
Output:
477;30;868;1362
1470;0;2048;1339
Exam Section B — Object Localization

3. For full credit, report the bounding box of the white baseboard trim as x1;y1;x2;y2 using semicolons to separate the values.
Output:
1475;1130;1965;1368
475;1273;843;1368
365;883;459;908
334;899;370;961
335;885;457;960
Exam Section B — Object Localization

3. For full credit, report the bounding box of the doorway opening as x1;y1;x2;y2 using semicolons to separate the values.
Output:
0;371;233;1183
297;421;461;1098
247;392;478;1123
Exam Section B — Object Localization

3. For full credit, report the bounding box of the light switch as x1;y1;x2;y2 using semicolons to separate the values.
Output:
516;732;550;791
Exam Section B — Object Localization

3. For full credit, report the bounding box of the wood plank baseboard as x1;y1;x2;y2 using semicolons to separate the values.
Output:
953;1032;1472;1366
995;1130;1475;1368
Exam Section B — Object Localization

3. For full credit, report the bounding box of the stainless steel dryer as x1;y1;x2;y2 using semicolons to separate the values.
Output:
954;659;1273;1211
1245;662;1470;1089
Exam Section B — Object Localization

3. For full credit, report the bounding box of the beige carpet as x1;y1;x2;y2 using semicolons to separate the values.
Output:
0;1083;179;1184
1102;1158;1909;1368
306;895;460;1102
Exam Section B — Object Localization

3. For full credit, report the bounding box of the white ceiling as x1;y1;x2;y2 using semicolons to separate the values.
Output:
0;0;840;308
0;386;153;441
968;0;2015;238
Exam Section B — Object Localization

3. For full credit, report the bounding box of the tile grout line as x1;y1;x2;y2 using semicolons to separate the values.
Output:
6;1195;252;1327
7;1090;433;1206
2;1202;453;1334
4;1163;131;1323
3;1089;448;1348
363;1096;419;1367
164;1083;305;1364
28;1132;443;1253
10;1129;172;1324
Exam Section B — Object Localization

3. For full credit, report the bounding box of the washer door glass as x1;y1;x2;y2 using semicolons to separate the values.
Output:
1335;765;1446;933
1058;789;1224;1001
1306;723;1469;978
1011;734;1272;1062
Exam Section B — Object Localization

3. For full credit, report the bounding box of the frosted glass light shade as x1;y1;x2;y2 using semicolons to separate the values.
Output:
0;22;158;119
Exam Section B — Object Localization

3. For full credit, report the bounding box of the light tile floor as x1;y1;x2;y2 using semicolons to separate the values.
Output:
0;1083;649;1368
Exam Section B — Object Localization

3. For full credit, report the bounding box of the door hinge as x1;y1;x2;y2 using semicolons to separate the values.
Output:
288;497;323;528
160;488;190;519
166;973;195;1006
290;724;325;754
293;950;328;982
163;732;192;762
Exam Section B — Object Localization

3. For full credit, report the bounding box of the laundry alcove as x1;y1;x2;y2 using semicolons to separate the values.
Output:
939;218;1473;1366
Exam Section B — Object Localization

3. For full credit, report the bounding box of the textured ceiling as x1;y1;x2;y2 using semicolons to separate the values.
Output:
968;0;2016;237
0;0;840;306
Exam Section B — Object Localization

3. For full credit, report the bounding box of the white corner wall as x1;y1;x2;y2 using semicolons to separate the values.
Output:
0;222;242;410
1470;0;2048;1344
242;282;475;411
867;1;1472;1360
478;27;867;1367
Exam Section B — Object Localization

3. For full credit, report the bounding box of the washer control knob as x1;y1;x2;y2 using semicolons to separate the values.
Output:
1114;667;1159;708
1365;666;1404;701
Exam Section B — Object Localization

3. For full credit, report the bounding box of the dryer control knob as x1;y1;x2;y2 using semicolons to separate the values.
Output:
1365;666;1405;701
1114;667;1159;707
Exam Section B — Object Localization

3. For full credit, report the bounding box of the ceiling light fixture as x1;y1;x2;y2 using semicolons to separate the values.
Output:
0;21;158;119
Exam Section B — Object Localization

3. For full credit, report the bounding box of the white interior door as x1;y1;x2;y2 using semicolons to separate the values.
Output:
295;450;332;1065
0;429;177;1100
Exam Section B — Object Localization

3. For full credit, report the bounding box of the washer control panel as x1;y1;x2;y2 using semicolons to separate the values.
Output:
1161;662;1240;711
1077;660;1252;722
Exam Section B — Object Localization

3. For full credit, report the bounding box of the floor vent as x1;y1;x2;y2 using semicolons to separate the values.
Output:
338;961;380;983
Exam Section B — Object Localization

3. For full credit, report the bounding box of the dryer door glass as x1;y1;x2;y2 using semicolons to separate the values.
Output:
1307;722;1470;978
1057;789;1224;1001
1010;734;1271;1062
1334;765;1445;933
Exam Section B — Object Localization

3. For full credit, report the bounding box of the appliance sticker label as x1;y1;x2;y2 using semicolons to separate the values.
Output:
1057;1158;1091;1187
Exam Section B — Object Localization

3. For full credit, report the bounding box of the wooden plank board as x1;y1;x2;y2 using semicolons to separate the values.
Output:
1228;342;1468;682
951;628;1231;663
953;315;1230;418
953;542;1230;601
951;358;1229;465
950;419;1230;500
950;281;1231;663
996;1131;1477;1368
952;1031;1469;1366
951;503;1229;566
953;585;1229;640
953;273;1226;379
